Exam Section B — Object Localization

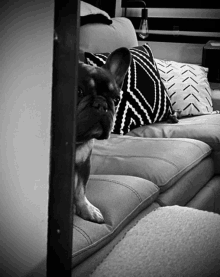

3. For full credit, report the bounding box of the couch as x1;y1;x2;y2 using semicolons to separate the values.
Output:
73;9;220;276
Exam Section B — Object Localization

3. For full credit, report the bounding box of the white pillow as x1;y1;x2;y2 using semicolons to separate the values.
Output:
155;59;214;117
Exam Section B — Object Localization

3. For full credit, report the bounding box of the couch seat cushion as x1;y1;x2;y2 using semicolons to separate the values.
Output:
91;206;220;277
156;157;215;207
72;175;159;267
126;114;220;173
91;136;211;192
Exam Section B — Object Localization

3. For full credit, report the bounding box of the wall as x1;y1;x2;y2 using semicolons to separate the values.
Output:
115;0;219;64
0;0;53;276
140;41;203;64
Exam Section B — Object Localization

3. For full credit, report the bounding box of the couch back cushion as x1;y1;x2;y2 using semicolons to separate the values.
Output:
79;17;138;56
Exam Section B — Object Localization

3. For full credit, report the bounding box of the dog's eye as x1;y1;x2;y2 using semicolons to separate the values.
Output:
113;96;120;107
78;88;84;98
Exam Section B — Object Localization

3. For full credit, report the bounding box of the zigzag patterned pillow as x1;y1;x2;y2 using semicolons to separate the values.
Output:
155;59;214;117
85;43;173;135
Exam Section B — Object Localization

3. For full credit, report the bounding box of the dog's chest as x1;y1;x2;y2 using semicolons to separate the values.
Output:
75;139;94;164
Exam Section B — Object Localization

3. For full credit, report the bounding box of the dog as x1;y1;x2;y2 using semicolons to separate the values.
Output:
75;47;131;223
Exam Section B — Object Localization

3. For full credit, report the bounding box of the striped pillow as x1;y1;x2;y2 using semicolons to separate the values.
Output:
85;43;173;135
155;59;214;117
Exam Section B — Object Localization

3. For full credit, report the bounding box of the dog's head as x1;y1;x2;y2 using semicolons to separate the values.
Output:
77;47;131;143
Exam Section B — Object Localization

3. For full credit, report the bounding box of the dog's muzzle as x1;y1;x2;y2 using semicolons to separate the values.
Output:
92;95;110;113
76;91;116;142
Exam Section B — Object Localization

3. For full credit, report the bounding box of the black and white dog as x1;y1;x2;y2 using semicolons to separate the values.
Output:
75;47;131;223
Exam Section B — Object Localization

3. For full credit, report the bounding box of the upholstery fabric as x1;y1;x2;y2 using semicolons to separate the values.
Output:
76;16;220;276
212;89;220;110
72;175;159;267
79;17;138;55
186;176;220;213
85;43;173;135
72;203;160;277
156;157;214;207
80;1;112;26
91;206;220;277
127;114;220;173
155;58;214;117
91;136;211;192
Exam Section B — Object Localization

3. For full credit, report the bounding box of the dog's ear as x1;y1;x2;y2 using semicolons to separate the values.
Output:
102;47;131;88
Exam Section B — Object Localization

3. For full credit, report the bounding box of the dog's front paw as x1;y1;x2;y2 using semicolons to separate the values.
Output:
75;198;104;224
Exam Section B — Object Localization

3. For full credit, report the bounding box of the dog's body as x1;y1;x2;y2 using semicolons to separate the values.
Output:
75;48;131;223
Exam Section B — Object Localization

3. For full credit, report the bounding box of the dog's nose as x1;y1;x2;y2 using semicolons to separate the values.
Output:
92;98;108;112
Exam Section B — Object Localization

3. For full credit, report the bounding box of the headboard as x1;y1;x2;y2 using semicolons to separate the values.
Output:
82;0;117;17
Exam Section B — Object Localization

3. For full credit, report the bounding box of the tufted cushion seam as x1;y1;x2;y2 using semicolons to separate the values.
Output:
128;130;220;149
93;154;179;170
162;150;211;188
109;136;213;148
93;142;210;172
73;225;93;244
89;177;159;203
93;151;209;188
72;189;159;259
92;139;211;189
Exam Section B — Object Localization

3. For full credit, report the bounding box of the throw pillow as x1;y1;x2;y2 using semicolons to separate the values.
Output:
85;43;173;135
155;59;214;117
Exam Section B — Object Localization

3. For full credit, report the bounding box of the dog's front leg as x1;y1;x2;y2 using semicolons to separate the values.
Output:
74;173;104;223
74;142;104;223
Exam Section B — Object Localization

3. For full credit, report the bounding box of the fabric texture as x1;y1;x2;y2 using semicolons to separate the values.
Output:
155;58;214;117
127;113;220;174
85;43;173;135
91;136;211;192
186;177;220;213
80;1;112;26
72;175;159;267
79;17;138;56
91;206;220;277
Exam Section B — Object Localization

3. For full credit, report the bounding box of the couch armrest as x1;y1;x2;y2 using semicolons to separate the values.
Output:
212;89;220;111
